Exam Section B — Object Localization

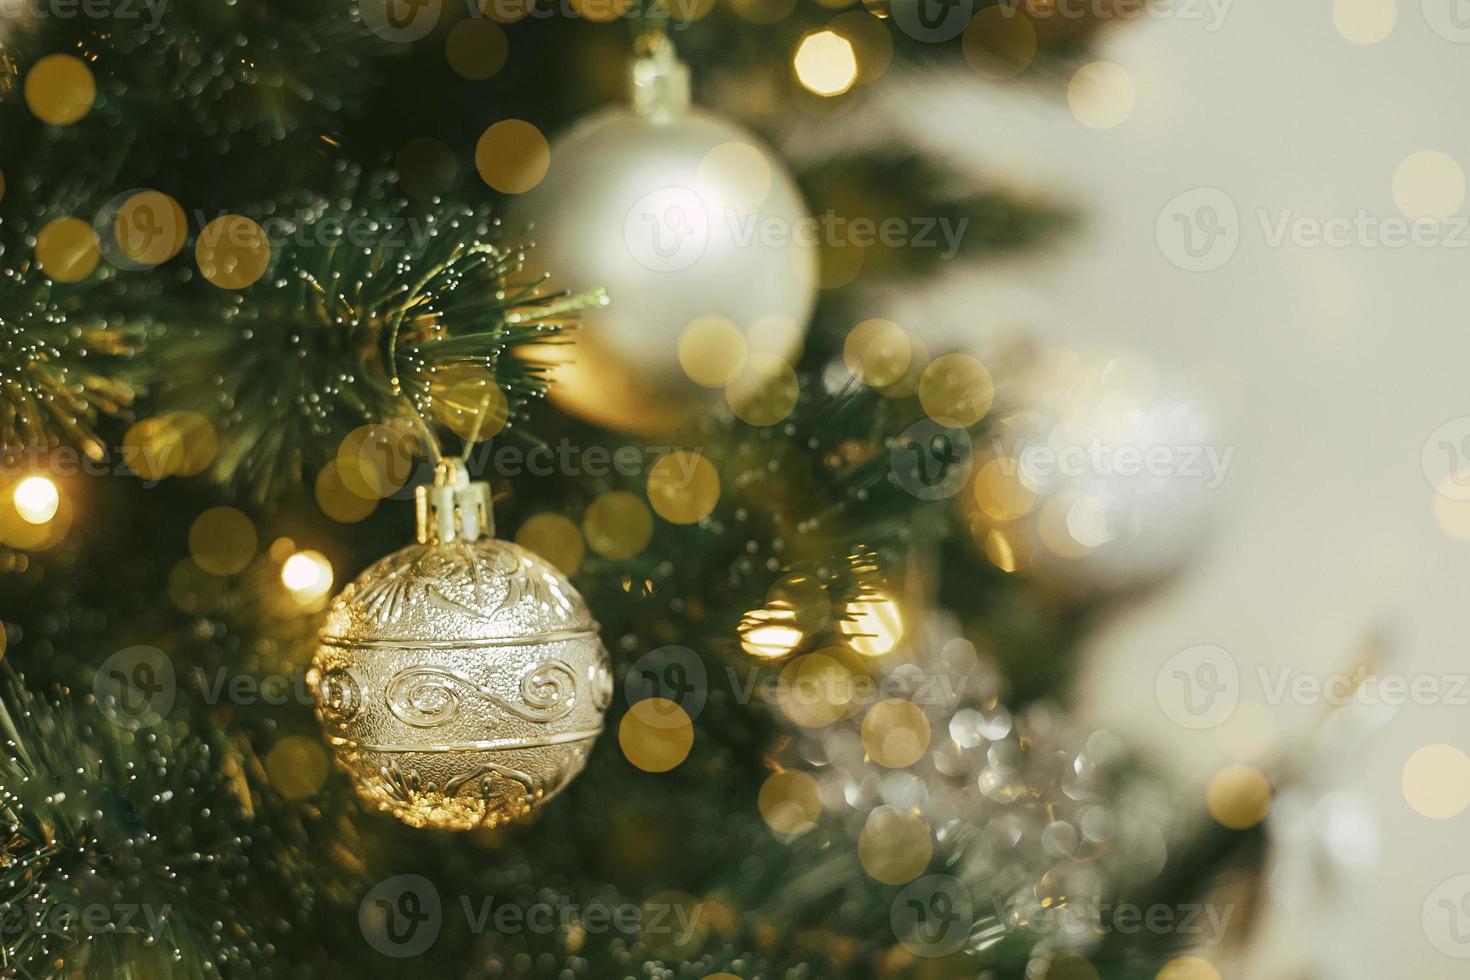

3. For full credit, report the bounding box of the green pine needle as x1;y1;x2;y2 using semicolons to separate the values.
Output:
0;670;280;979
152;168;604;503
0;266;148;461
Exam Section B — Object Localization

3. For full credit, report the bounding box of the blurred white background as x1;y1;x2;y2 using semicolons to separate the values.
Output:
875;1;1469;974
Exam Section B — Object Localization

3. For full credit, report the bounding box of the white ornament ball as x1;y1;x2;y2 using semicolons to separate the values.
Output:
511;105;818;432
995;350;1225;592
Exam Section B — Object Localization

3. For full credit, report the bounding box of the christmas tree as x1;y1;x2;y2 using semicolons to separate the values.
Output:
0;2;1265;977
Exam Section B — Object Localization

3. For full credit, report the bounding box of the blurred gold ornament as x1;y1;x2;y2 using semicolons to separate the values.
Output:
310;458;613;830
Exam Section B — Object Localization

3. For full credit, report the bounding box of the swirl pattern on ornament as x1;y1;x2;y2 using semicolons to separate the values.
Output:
385;663;579;728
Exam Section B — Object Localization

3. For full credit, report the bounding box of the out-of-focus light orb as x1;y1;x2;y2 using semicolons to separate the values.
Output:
698;141;773;210
1393;149;1466;221
647;450;721;525
24;53;95;125
1402;743;1470;818
337;422;416;500
840;591;903;656
857;807;932;884
1157;956;1222;980
742;622;803;659
282;550;334;605
475;119;550;194
1047;956;1101;980
619;697;695;772
794;30;859;97
429;363;509;441
189;506;258;576
1067;61;1135;130
1205;764;1271;830
123;411;218;482
196;214;271;290
778;649;869;727
727;353;800;426
861;698;930;768
35;216;100;283
758;769;823;835
514;512;586;576
445;17;509;80
844;318;911;388
678;315;748;388
1432;482;1470;540
973;458;1036;522
919;353;994;427
583;490;653;560
1333;0;1395;44
315;461;378;524
13;476;60;525
265;735;331;800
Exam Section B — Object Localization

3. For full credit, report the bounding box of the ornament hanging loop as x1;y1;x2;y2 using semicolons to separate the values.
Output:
416;458;493;544
630;31;690;119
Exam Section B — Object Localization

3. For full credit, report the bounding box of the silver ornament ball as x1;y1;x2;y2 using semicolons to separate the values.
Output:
510;64;816;430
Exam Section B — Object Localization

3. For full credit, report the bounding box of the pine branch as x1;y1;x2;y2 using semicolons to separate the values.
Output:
0;669;295;979
150;168;603;503
0;265;150;460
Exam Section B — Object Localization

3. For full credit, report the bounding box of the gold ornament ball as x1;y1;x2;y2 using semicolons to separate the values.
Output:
310;461;612;830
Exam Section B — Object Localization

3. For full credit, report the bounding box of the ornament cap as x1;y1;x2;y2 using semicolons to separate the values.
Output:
630;35;690;119
416;458;493;544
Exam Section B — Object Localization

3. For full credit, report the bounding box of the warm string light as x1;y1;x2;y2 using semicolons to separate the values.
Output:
793;29;858;97
281;550;334;605
12;476;60;525
839;590;904;657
